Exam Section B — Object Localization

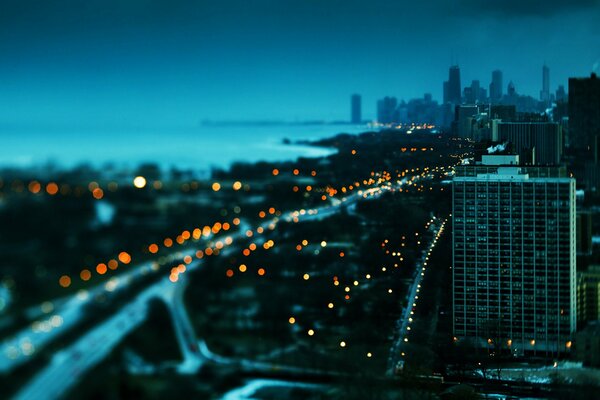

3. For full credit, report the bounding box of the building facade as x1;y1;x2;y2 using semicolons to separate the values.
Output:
576;265;600;326
497;122;562;165
568;73;600;157
452;156;576;356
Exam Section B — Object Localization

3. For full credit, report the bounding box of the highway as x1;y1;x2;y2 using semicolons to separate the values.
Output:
386;217;447;375
8;166;448;399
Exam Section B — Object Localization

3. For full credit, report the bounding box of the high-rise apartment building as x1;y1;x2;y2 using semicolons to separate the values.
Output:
452;155;576;356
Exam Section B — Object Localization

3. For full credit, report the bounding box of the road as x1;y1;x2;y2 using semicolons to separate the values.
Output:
386;217;447;375
8;166;449;399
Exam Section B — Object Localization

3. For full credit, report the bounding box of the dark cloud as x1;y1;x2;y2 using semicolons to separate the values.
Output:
458;0;600;17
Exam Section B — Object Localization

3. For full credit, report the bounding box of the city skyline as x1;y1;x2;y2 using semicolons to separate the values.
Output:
0;0;599;126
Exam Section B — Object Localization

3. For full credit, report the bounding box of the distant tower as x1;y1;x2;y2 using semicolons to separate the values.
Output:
507;81;516;96
489;70;503;101
444;65;462;105
556;85;567;102
541;65;550;102
351;94;361;124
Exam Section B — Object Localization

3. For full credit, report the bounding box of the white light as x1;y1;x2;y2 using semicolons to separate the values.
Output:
133;176;147;188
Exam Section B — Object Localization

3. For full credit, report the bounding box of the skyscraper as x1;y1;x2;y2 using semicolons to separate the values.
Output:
351;94;361;124
568;73;600;155
453;155;576;356
376;96;398;124
444;65;462;105
541;65;550;103
465;80;482;104
489;70;503;101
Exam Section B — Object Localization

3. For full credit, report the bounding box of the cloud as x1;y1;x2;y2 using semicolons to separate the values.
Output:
458;0;600;18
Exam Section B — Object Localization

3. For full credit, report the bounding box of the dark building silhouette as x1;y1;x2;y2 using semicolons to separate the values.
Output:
454;105;480;139
569;73;600;157
464;80;485;104
577;211;593;256
351;94;361;124
507;81;516;97
489;69;503;101
376;96;398;124
556;85;567;103
444;65;462;105
541;64;550;103
575;321;600;367
489;105;517;121
497;122;562;165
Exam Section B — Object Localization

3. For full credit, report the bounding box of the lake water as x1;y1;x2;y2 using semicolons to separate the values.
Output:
0;124;367;171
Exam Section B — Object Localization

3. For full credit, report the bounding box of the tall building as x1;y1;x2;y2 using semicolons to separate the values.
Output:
351;94;361;124
556;85;567;103
452;155;576;356
497;122;562;165
376;96;398;124
444;65;462;105
489;70;503;101
464;80;483;104
454;105;480;139
540;65;550;103
568;73;600;156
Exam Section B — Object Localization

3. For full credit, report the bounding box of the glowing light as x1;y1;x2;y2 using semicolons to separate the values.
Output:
80;269;91;281
96;263;107;275
92;188;104;200
212;182;221;191
28;181;41;194
46;182;59;195
58;275;71;288
303;273;310;280
340;341;346;348
233;181;242;190
226;269;234;278
118;252;131;264
133;176;147;188
257;268;266;276
107;259;118;270
288;317;296;324
308;329;314;336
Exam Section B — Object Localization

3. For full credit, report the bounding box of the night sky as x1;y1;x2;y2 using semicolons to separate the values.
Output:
0;0;599;126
